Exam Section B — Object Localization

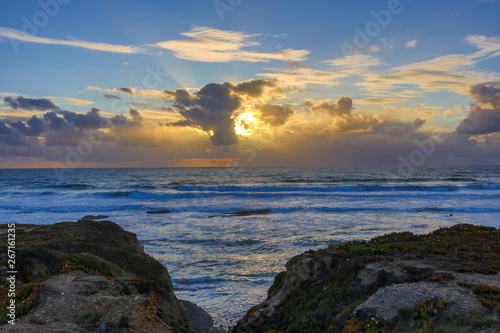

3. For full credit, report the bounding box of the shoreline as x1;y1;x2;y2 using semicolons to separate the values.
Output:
1;220;499;332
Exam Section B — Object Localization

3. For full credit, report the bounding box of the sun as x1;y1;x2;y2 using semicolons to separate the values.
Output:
234;110;258;136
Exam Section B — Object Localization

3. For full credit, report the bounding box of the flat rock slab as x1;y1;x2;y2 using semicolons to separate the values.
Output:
208;209;271;218
2;270;173;333
146;209;172;214
355;281;482;322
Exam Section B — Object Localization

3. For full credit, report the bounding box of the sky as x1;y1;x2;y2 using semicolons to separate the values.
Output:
1;0;500;168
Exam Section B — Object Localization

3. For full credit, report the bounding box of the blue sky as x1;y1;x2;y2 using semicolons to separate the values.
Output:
0;0;500;167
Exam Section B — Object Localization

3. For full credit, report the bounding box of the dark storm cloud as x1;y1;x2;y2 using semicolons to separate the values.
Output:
0;121;24;145
3;96;61;111
10;116;44;136
0;108;132;148
42;112;79;146
305;96;353;116
467;83;500;106
109;114;133;127
119;87;136;95
0;121;31;145
174;83;240;145
129;109;143;123
230;79;281;98
42;112;68;129
0;122;11;135
456;82;500;135
169;79;281;145
254;103;294;126
61;108;109;129
162;88;192;103
104;94;121;100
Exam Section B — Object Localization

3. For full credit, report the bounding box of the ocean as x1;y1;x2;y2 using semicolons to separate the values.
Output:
1;166;500;327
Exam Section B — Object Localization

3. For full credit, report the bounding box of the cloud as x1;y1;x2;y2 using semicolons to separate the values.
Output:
0;105;150;152
323;54;382;75
86;86;118;93
155;26;309;63
135;90;166;99
44;96;94;107
172;82;241;145
303;96;373;133
456;82;500;134
0;27;145;54
358;35;500;96
10;116;44;136
356;97;410;105
104;94;121;100
129;109;143;123
302;96;426;136
60;108;109;129
119;87;136;96
406;39;418;48
3;96;61;111
0;121;28;145
230;79;282;99
356;90;424;105
358;66;473;95
259;67;347;87
331;114;381;133
304;96;353;116
253;103;295;126
169;79;282;145
465;35;500;59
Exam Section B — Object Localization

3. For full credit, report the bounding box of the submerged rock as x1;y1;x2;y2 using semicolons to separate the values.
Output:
146;209;172;214
0;220;212;332
208;209;271;218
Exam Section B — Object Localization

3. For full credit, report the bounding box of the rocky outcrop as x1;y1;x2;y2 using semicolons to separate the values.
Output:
0;220;213;332
146;210;172;214
208;209;271;218
233;224;500;332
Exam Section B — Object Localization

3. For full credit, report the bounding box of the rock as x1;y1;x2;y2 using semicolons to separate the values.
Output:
0;220;211;332
146;209;172;214
80;215;109;220
208;209;271;218
181;299;214;333
233;224;500;333
354;281;482;323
